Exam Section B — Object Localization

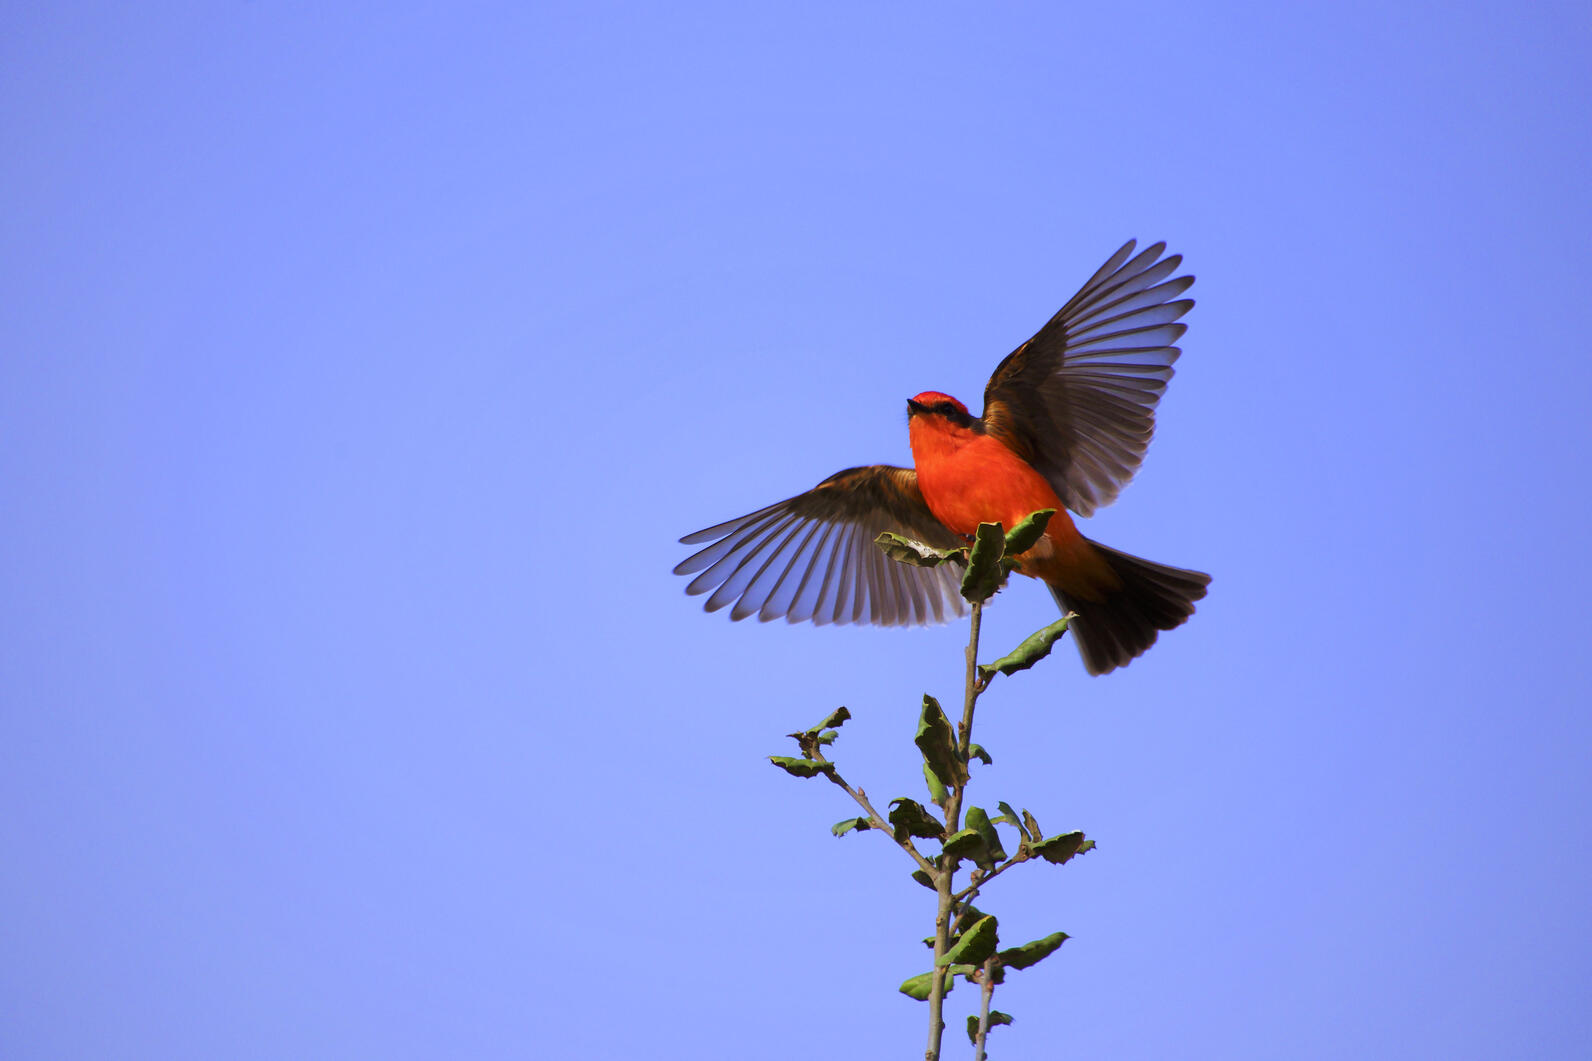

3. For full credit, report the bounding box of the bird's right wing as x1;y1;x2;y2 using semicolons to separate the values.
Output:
982;240;1194;517
675;465;968;626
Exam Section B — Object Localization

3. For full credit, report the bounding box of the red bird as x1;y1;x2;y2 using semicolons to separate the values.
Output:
675;240;1210;675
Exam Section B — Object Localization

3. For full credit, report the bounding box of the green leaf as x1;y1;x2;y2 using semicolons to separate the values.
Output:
922;761;948;806
961;1006;1012;1038
789;707;852;758
967;1011;1016;1043
888;797;946;842
1002;508;1055;557
911;869;936;890
995;801;1027;840
1031;830;1093;865
831;817;870;837
876;532;959;567
805;706;851;734
939;914;999;967
929;936;992;958
768;756;834;779
998;931;1069;970
942;827;986;861
898;970;951;1001
967;743;992;766
960;522;1008;603
965;806;1006;864
978;615;1074;679
915;694;966;789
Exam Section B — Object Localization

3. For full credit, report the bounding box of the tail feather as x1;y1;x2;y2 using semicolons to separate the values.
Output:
1049;539;1210;676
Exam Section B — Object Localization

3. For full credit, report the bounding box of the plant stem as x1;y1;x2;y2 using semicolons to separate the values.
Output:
957;597;985;759
973;956;996;1060
925;598;986;1061
925;855;954;1060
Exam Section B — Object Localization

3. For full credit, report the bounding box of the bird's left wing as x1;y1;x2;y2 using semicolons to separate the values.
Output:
675;465;968;626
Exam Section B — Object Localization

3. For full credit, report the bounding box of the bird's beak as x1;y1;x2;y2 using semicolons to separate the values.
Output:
906;398;927;415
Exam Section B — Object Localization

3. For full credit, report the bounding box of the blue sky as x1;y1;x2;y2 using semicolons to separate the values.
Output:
4;3;1590;1058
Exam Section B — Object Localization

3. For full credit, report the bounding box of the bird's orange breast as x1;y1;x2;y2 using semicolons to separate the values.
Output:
909;420;1074;540
908;416;1121;599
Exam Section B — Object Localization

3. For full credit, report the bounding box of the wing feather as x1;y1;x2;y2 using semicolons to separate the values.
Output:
982;240;1194;516
755;519;825;622
782;521;836;623
675;465;968;627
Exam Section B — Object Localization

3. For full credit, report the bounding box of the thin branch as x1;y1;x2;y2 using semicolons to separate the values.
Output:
973;956;996;1060
956;598;985;758
818;764;939;879
952;854;1027;906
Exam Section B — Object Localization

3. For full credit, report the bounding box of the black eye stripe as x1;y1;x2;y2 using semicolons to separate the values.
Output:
908;397;977;430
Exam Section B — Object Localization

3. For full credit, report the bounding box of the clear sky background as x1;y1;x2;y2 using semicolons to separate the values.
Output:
4;4;1590;1059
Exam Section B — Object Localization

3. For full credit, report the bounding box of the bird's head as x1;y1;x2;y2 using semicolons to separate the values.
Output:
906;392;978;457
907;391;974;426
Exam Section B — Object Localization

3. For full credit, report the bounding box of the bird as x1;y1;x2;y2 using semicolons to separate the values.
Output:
674;240;1210;675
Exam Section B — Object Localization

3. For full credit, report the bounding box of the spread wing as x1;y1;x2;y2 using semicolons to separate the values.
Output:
674;465;968;626
982;240;1194;517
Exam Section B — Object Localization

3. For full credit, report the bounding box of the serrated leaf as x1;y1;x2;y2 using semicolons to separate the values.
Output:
967;743;992;766
960;522;1008;603
768;756;833;779
998;931;1069;970
1031;830;1092;865
964;806;1006;865
1003;508;1055;557
805;706;851;734
942;827;986;861
831;817;870;837
888;797;946;842
915;694;966;789
876;532;959;567
939;914;998;966
922;761;948;806
978;615;1074;679
898;970;951;1001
